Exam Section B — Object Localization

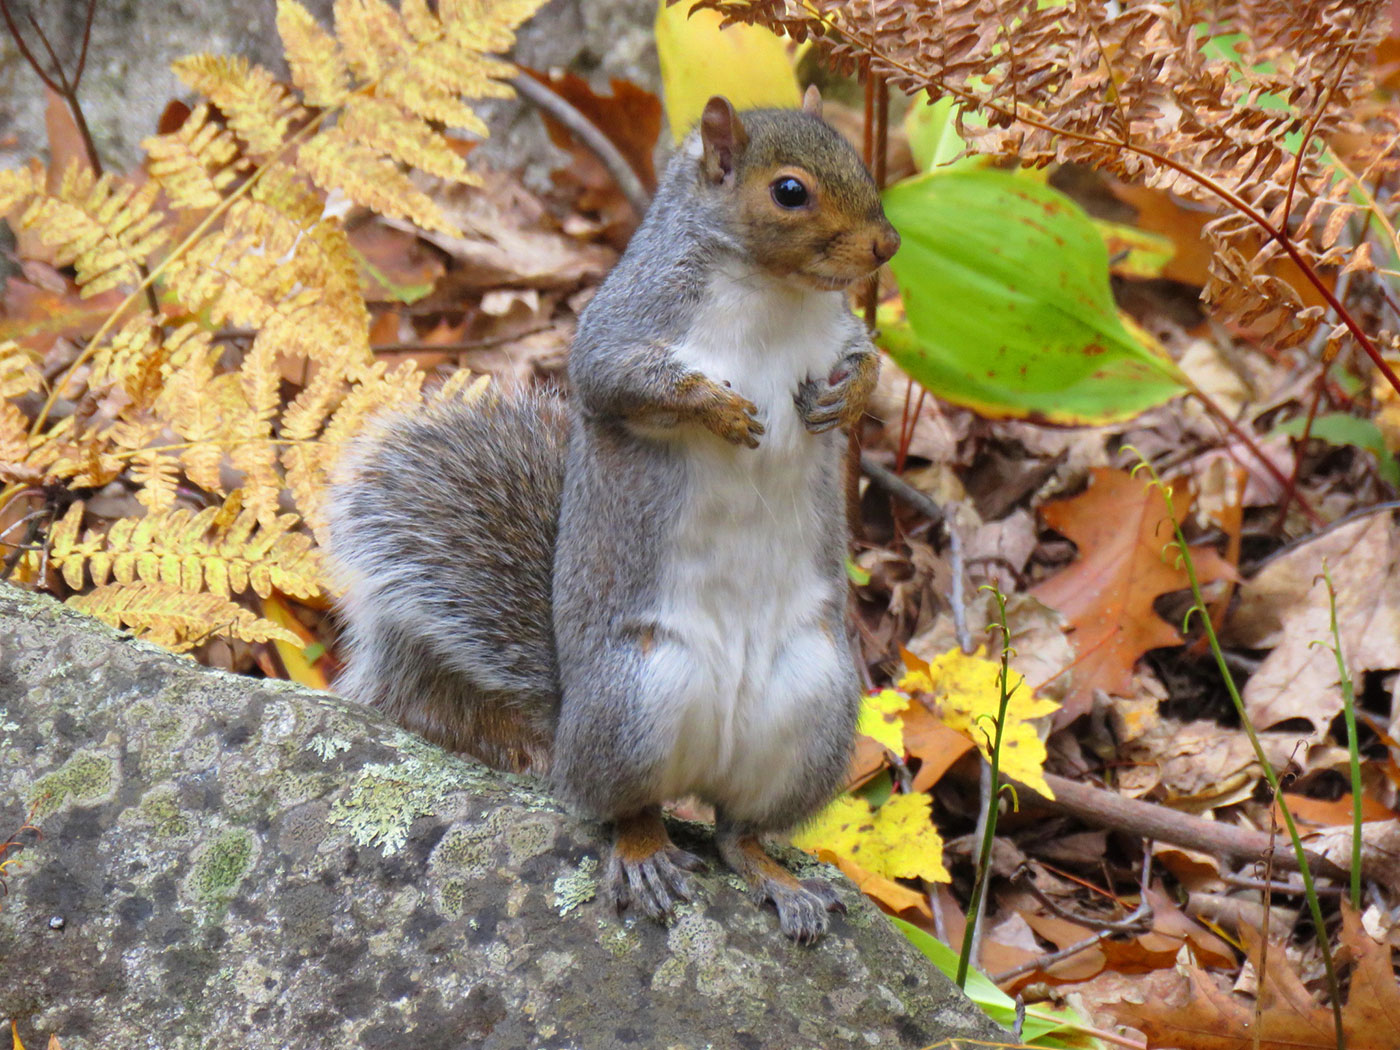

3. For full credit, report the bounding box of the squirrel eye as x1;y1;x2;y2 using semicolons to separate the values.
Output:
770;176;810;209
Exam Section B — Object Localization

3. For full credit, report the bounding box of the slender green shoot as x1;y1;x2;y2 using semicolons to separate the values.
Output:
1316;563;1364;910
957;584;1017;989
1131;457;1344;1049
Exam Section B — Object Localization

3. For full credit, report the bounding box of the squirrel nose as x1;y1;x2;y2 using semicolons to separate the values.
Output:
872;228;900;265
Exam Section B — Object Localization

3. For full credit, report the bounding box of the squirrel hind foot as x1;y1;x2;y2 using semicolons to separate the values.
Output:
606;808;707;922
715;829;845;945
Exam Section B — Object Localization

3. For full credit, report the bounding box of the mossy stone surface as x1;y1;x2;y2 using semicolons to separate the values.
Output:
0;585;1009;1049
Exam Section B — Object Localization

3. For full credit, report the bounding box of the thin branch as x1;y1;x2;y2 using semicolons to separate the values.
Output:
508;73;650;218
73;0;98;87
0;0;62;94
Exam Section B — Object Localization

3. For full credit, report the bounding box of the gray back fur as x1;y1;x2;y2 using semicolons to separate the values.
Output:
324;388;568;770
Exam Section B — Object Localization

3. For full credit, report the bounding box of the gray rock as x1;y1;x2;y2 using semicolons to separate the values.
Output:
0;584;1009;1050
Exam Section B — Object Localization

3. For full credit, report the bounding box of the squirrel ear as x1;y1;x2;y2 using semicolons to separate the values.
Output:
700;96;748;184
801;84;823;117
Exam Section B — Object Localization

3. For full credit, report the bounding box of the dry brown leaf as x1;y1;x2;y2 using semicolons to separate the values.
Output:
1106;906;1400;1049
1032;468;1237;722
1305;819;1400;888
1229;513;1400;741
407;169;617;292
1116;717;1263;811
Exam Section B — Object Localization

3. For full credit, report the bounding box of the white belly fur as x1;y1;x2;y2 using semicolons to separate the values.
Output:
642;266;850;821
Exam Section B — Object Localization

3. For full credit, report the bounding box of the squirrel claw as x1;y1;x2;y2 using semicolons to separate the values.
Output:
764;878;840;945
796;350;878;434
606;844;706;922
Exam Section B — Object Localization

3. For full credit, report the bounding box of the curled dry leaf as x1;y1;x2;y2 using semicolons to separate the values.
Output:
1229;512;1400;742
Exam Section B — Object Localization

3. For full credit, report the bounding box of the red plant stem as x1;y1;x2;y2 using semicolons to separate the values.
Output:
1272;370;1328;532
863;68;881;332
1282;44;1354;238
1189;382;1324;526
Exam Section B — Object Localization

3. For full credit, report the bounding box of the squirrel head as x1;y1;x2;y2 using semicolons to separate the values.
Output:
698;88;900;291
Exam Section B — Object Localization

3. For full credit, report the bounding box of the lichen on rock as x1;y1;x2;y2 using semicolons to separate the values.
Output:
0;585;1009;1049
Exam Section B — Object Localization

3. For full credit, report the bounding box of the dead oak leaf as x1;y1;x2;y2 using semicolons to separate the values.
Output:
1228;512;1400;742
1105;906;1400;1049
1032;467;1236;722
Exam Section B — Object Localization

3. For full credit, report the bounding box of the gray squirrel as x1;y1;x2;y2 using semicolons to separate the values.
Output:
326;89;900;943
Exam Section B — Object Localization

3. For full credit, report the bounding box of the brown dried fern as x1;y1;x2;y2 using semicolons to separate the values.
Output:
693;0;1400;391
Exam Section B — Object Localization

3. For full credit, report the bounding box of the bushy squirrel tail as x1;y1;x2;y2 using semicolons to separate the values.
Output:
324;385;568;771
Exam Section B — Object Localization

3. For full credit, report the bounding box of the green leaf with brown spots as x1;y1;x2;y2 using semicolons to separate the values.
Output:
880;169;1186;424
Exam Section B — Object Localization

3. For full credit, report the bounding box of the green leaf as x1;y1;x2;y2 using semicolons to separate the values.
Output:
1275;412;1400;487
1094;218;1174;279
890;916;1095;1048
845;556;871;586
881;170;1187;424
904;95;980;173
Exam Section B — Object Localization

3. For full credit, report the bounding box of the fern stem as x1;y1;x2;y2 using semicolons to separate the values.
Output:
1182;380;1323;527
1320;564;1364;911
1282;43;1356;239
1133;457;1345;1050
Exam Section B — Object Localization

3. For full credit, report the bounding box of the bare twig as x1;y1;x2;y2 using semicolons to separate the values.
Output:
508;73;650;218
990;847;1153;984
859;453;945;526
1023;772;1351;880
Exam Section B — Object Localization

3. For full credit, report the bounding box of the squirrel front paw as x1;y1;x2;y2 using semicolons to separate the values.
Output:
795;350;879;434
679;374;765;448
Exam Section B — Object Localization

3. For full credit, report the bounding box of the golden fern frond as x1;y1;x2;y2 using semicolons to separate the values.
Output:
280;365;351;532
142;104;244;210
48;496;320;601
0;341;43;398
0;400;28;465
26;417;123;488
127;449;182;515
381;59;494;138
441;0;544;50
244;163;371;337
227;335;284;526
173;54;308;159
340;95;472;182
16;163;168;296
333;0;413;82
87;313;172;406
0;164;40;214
163;224;317;328
278;0;351;107
429;368;490;406
320;359;426;455
298;127;456;234
154;339;226;492
67;580;301;651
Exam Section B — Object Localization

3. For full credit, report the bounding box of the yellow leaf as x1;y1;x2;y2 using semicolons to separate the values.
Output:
655;1;799;142
262;592;329;690
794;793;949;883
810;848;932;917
856;688;907;753
899;648;1058;798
